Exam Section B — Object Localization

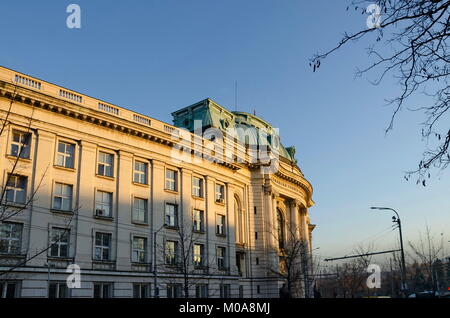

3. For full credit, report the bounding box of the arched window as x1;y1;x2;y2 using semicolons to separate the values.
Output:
277;209;285;249
235;196;245;244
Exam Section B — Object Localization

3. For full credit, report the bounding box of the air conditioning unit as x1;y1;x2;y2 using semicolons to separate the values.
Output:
96;209;106;217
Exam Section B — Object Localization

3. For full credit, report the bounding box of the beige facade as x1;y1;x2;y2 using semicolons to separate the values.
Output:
0;66;314;298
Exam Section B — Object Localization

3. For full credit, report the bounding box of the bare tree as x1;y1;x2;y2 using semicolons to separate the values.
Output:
407;225;444;293
311;0;450;184
0;81;77;281
334;245;374;298
156;219;216;298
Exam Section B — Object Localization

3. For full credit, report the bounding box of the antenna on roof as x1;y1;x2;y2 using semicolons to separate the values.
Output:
234;80;238;112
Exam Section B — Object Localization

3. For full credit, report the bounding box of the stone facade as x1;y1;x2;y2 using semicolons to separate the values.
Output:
0;66;314;298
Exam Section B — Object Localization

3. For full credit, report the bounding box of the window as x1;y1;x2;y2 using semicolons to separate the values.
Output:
192;209;204;232
56;141;75;169
165;203;178;227
216;214;226;236
10;131;31;159
215;184;225;203
97;151;114;177
165;240;177;265
49;228;69;258
217;246;226;270
5;174;27;204
165;169;177;191
0;223;22;255
220;284;231;298
193;244;205;267
93;283;113;298
277;209;285;249
49;282;68;298
95;190;112;218
133;284;150;298
196;284;208;298
235;197;245;243
167;283;182;298
192;177;203;198
53;183;73;211
0;282;20;298
133;161;148;184
132;237;147;263
94;232;111;261
132;197;148;224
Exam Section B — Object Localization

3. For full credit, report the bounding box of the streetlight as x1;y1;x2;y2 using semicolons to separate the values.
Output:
153;223;166;298
370;206;407;293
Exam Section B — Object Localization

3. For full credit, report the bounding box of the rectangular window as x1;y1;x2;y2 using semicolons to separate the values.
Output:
0;282;20;298
94;232;111;261
5;174;27;204
195;284;208;298
165;240;177;265
165;203;178;227
53;183;73;212
215;184;225;203
93;283;113;298
193;244;205;267
217;246;226;270
10;131;31;159
192;177;203;198
216;215;226;236
0;223;23;255
49;282;68;298
220;284;231;298
49;228;69;258
95;190;112;218
56;141;75;169
133;161;148;184
97;151;114;177
167;284;182;298
132;197;148;224
192;209;204;232
165;169;177;191
132;237;147;263
133;284;150;298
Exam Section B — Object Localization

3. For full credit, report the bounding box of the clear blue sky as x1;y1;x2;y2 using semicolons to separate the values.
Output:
1;0;448;263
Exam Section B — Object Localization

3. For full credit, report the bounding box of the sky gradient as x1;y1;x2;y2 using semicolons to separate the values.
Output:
1;0;448;265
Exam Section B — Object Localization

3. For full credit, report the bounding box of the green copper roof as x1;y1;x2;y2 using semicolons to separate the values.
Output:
171;98;297;163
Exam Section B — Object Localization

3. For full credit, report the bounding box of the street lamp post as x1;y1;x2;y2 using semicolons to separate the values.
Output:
153;224;166;298
370;207;407;294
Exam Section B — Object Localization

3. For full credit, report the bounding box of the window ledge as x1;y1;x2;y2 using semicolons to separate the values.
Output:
216;233;227;238
95;174;115;181
51;209;74;215
92;259;116;264
164;189;179;195
164;225;179;231
94;215;114;221
192;195;205;201
193;230;205;234
132;181;149;188
132;220;149;226
6;155;31;162
215;200;226;206
3;202;27;209
53;165;76;172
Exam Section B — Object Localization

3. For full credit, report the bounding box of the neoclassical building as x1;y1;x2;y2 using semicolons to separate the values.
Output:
0;66;314;298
